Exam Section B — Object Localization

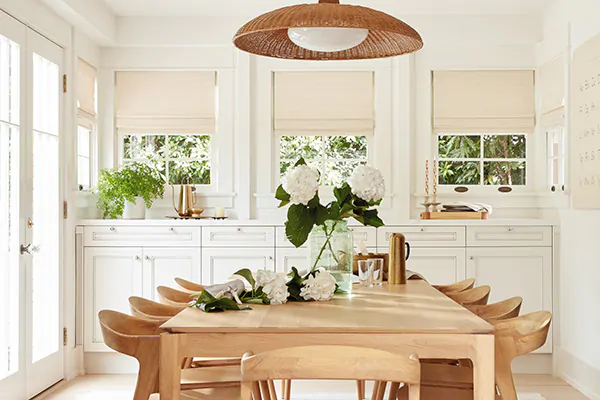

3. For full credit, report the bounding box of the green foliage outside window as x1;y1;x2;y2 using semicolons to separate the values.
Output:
123;134;211;185
438;134;526;186
280;135;368;186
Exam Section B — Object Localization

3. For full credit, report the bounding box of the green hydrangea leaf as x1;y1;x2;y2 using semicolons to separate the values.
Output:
285;204;313;248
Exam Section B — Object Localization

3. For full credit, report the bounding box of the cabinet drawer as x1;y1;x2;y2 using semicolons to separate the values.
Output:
83;226;201;247
276;226;376;248
203;226;275;247
378;226;466;248
467;226;552;247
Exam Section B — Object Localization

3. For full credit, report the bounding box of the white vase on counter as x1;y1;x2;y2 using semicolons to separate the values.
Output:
122;197;146;219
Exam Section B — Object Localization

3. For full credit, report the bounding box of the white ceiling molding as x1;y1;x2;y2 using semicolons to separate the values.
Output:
41;0;117;45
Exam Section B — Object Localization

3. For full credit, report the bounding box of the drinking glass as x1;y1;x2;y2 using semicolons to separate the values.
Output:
358;260;373;286
370;258;384;286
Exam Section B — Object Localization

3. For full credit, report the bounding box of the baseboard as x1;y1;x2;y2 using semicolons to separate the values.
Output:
512;354;553;375
556;347;600;400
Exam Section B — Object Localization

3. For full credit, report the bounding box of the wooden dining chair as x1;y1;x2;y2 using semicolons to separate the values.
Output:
241;346;421;400
395;311;552;400
466;296;522;323
157;285;194;307
129;296;184;321
432;278;475;295
98;310;241;400
175;277;205;293
446;285;491;306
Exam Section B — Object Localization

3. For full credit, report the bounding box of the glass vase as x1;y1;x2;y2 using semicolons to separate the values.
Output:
308;220;354;293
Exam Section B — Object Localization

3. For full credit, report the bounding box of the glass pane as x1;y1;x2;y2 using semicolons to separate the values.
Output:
168;160;211;185
32;54;60;363
438;135;480;159
168;135;210;159
280;136;322;160
439;161;480;185
0;124;19;379
483;161;526;185
77;125;90;157
78;155;90;189
325;136;368;159
483;135;526;158
0;34;20;125
123;134;166;159
551;159;559;186
323;161;364;187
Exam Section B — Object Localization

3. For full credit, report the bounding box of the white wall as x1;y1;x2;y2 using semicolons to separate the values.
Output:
541;1;600;399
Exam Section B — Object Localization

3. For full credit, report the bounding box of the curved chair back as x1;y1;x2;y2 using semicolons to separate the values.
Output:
494;311;552;357
433;278;475;294
242;346;421;400
446;285;490;306
157;286;193;307
98;310;162;358
175;277;205;293
466;296;522;322
129;296;183;320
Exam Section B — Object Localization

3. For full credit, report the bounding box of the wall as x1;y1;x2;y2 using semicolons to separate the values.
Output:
541;1;600;399
89;13;546;222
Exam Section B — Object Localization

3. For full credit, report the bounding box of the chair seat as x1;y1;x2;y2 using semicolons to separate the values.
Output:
192;357;242;368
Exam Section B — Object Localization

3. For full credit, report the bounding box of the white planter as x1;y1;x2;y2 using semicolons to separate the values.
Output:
122;197;146;219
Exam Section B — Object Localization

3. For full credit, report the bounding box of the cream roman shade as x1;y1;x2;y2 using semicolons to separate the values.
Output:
540;55;566;127
115;71;216;133
433;70;535;133
273;71;374;135
77;59;96;120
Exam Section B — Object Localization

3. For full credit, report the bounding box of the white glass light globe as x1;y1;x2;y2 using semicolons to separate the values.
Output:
288;27;369;52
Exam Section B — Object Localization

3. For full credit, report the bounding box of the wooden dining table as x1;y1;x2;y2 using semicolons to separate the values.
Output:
159;280;495;400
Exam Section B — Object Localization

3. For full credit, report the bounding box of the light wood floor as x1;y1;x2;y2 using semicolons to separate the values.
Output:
37;374;589;400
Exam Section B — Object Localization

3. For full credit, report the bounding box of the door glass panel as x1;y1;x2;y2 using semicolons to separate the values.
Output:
31;53;60;363
0;33;20;380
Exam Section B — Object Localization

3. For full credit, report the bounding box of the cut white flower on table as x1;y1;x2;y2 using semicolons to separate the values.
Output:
348;165;385;203
300;268;337;302
282;164;320;205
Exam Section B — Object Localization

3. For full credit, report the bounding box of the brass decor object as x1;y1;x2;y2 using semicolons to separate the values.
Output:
233;0;423;61
388;233;409;284
171;184;197;217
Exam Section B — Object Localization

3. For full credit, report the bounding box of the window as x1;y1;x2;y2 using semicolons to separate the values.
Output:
280;135;367;186
122;133;211;185
437;134;527;186
546;127;565;191
77;125;92;190
76;59;97;190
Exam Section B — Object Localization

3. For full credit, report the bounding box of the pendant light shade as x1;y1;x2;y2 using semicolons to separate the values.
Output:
233;0;424;60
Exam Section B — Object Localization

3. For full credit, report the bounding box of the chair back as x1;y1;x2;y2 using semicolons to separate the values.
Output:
466;296;522;322
433;278;475;294
98;310;162;359
157;286;193;307
447;285;491;306
242;346;420;400
175;277;205;293
129;296;183;320
494;311;552;357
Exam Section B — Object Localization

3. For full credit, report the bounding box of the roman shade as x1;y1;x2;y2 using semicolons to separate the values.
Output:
115;71;216;134
540;55;566;127
273;71;374;135
77;59;96;120
433;70;535;133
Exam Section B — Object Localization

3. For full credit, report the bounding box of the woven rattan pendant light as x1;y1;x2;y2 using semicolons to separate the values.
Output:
233;0;423;60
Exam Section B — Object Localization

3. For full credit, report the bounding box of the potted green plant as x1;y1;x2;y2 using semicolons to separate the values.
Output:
94;162;164;219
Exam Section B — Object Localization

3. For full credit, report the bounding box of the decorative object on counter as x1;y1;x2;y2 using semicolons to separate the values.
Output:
171;184;197;217
357;258;384;286
275;158;385;293
353;252;389;281
232;0;423;61
388;233;410;284
214;206;226;219
165;215;213;220
191;208;204;218
421;159;442;213
431;159;441;212
189;267;338;313
94;162;164;219
421;202;492;220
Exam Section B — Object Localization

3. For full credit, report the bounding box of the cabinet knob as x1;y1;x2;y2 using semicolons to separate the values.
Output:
145;255;151;261
508;227;514;232
134;255;141;261
109;227;115;232
237;228;242;232
268;256;273;261
469;256;474;260
420;228;425;232
169;227;175;232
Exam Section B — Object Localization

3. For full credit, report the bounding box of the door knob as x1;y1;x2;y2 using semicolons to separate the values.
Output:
20;244;40;255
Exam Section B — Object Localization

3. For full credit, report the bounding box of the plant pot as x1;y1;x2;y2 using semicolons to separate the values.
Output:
123;197;146;219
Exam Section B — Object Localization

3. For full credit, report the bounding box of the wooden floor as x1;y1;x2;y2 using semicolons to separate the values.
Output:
38;374;590;400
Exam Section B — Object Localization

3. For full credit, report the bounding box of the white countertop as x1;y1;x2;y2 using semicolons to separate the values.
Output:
77;218;559;226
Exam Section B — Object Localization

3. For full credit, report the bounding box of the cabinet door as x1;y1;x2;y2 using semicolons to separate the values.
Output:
84;247;143;351
393;247;466;285
466;247;553;353
142;247;201;300
202;248;275;285
276;248;308;273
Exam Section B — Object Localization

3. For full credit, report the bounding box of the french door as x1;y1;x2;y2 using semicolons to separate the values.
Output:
0;10;64;400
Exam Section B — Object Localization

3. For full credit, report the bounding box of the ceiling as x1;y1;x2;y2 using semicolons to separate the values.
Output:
102;0;550;17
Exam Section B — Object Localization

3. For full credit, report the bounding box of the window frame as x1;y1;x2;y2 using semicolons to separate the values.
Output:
76;119;97;191
117;130;216;189
275;134;372;188
545;125;566;192
435;132;530;193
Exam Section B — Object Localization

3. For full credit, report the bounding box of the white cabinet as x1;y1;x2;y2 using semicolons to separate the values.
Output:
378;226;466;248
466;247;553;353
84;225;201;247
142;247;201;301
467;226;552;247
202;248;275;285
276;248;309;273
202;226;275;247
84;247;143;352
379;247;466;285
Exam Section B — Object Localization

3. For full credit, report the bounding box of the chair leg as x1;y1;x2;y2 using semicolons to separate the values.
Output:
268;380;277;400
260;381;273;400
133;363;158;400
283;379;292;400
495;360;517;400
356;380;365;400
375;381;388;400
371;382;380;400
388;382;400;400
242;381;255;400
252;381;263;400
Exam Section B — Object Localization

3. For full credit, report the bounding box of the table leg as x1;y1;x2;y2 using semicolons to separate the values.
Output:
472;335;495;400
160;333;182;400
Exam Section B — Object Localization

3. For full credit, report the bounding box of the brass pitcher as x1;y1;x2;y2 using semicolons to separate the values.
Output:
171;184;196;217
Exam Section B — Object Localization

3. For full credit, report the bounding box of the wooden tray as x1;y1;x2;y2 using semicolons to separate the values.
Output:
420;211;488;220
